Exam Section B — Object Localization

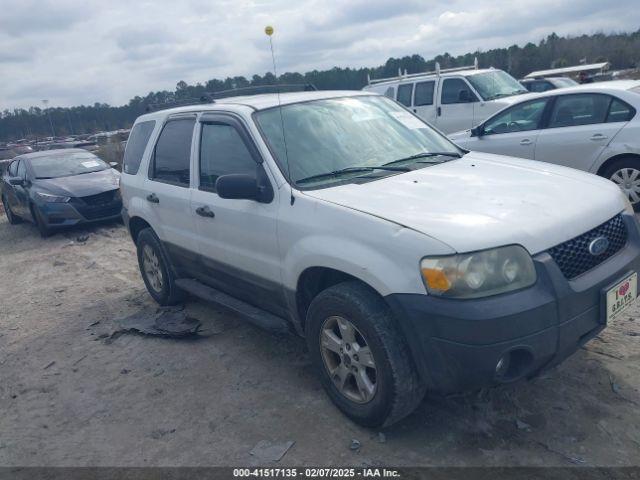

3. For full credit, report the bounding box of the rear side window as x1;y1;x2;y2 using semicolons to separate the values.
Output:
149;118;195;187
414;81;435;106
548;94;609;128
199;123;257;192
396;84;413;107
441;78;476;104
123;121;155;174
528;81;554;93
607;98;635;123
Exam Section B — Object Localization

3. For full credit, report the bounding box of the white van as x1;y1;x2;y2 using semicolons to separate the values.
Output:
363;61;529;134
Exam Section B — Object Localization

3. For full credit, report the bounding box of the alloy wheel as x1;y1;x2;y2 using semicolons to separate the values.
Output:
610;168;640;204
142;244;164;292
319;315;377;404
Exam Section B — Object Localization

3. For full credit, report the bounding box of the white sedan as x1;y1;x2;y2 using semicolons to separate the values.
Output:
449;81;640;207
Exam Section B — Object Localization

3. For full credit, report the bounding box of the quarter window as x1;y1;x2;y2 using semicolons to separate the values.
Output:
124;120;155;175
441;78;476;104
484;99;548;135
199;123;257;192
548;94;610;128
8;160;19;177
383;86;395;99
414;81;435;106
149;118;195;186
396;84;413;107
607;98;635;123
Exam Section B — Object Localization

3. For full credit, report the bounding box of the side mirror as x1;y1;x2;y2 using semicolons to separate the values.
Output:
470;125;484;137
8;177;24;186
216;174;273;203
109;162;119;168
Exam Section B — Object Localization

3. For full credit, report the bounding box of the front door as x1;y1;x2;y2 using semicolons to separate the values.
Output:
191;115;284;316
436;77;477;134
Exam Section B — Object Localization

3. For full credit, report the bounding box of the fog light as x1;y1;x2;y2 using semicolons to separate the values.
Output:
495;355;509;377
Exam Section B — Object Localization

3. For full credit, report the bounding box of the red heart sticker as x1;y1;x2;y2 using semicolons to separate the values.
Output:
619;283;630;296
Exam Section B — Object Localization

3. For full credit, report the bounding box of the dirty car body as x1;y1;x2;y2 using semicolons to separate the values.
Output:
120;90;640;427
1;148;122;236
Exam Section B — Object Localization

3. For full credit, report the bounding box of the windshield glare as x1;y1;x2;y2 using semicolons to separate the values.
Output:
30;153;108;179
255;96;459;187
467;71;528;100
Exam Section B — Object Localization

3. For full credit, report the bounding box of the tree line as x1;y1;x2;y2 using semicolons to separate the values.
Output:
2;29;639;142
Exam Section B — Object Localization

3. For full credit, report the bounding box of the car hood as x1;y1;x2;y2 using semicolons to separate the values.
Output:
35;168;120;197
302;152;626;255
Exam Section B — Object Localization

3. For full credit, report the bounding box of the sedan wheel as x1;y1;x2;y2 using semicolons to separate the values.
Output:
319;315;377;404
2;196;22;225
610;167;640;205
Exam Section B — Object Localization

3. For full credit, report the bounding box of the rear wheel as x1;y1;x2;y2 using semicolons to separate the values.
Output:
306;281;425;427
601;157;640;212
30;204;51;238
136;228;185;305
2;195;22;225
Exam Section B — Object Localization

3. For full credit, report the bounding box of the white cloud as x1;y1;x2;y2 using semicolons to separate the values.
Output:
0;0;638;110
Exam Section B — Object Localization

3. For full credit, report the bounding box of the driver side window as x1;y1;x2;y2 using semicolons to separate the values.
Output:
484;99;548;135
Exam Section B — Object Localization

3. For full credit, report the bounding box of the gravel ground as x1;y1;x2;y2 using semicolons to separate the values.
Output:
0;214;639;467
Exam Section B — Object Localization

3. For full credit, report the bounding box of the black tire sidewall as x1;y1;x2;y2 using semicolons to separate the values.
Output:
2;196;18;224
136;228;181;305
306;287;398;427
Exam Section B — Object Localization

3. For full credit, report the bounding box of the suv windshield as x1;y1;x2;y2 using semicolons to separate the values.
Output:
30;152;109;179
254;95;460;187
467;71;528;101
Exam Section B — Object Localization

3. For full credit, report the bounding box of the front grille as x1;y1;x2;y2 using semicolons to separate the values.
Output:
547;214;627;279
80;205;121;220
81;189;117;206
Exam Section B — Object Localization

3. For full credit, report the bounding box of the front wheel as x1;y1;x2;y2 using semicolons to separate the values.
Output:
306;281;425;427
30;204;51;237
602;158;640;212
2;195;22;225
136;228;185;305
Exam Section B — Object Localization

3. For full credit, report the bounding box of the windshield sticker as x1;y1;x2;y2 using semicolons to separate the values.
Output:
81;160;101;168
389;111;426;130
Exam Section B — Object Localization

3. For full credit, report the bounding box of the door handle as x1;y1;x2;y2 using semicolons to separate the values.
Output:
520;139;533;146
146;193;159;204
590;134;608;141
437;107;442;117
195;206;215;218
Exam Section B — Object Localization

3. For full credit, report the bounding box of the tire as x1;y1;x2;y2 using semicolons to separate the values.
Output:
601;157;640;212
136;228;185;306
30;204;51;238
306;281;425;427
2;195;22;225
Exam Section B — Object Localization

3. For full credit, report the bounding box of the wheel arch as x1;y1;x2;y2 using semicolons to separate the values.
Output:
128;216;153;244
596;153;640;177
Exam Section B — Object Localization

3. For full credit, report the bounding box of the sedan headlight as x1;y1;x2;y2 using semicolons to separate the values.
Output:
34;192;70;203
421;245;536;298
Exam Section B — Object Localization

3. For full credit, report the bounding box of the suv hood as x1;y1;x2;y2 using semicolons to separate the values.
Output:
303;152;626;254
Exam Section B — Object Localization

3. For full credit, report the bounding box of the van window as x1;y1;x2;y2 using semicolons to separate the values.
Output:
414;81;435;106
199;123;257;192
607;98;635;123
149;117;195;186
397;84;413;107
123;120;156;174
548;94;609;128
441;78;476;104
384;87;395;99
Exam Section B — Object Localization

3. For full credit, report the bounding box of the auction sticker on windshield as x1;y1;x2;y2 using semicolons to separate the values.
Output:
389;111;426;130
82;160;101;168
606;272;637;323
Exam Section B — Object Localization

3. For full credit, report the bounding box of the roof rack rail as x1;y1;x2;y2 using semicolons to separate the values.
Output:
367;57;479;85
145;96;215;112
204;83;318;100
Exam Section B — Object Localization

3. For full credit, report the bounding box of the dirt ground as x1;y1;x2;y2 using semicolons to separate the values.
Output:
1;213;639;468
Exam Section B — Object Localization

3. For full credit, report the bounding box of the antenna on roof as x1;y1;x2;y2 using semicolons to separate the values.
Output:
265;25;295;205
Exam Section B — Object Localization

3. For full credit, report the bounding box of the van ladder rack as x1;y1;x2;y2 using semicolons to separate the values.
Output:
367;57;479;85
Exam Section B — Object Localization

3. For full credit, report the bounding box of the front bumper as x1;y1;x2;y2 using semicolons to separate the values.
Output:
36;197;123;228
386;213;640;394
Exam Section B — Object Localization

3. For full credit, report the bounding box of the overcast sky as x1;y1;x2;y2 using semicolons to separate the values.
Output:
1;0;638;110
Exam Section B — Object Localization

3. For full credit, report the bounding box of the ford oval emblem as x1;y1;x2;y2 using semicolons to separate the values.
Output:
588;236;609;256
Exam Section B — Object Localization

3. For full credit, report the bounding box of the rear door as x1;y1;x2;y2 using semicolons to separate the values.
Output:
144;115;200;275
412;80;437;125
191;114;284;315
3;159;23;216
436;77;478;133
396;82;414;110
471;98;549;159
534;93;628;170
14;159;30;217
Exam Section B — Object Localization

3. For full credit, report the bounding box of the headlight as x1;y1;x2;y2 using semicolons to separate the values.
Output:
420;245;536;298
34;192;70;203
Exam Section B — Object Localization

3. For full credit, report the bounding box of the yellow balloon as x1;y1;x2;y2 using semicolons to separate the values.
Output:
265;25;274;36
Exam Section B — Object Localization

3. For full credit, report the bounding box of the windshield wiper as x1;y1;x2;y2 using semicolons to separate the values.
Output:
296;165;409;185
383;151;462;167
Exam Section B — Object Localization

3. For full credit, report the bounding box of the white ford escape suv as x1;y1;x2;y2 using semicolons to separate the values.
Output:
121;90;640;427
